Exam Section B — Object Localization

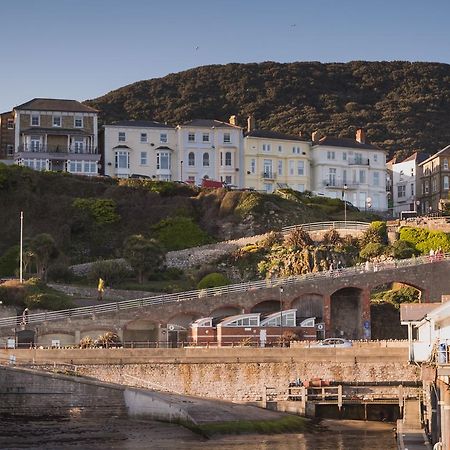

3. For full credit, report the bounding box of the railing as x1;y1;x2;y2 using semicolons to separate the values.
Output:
261;171;276;180
322;180;359;189
17;145;98;154
1;252;448;330
282;221;370;233
348;157;370;166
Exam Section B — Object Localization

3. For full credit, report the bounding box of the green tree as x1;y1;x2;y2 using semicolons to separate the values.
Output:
27;234;59;281
123;235;165;284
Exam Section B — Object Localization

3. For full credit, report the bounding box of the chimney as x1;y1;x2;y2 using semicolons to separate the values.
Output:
312;131;321;143
247;115;256;133
298;131;303;137
356;128;366;144
229;115;238;126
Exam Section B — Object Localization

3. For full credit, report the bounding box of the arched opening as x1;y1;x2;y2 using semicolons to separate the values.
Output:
167;312;201;346
123;319;159;345
330;287;363;339
370;281;422;339
250;300;280;314
291;293;324;323
210;305;241;320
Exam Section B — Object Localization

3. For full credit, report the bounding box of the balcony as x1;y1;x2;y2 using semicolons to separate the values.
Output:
322;180;358;189
16;145;100;161
261;171;277;180
348;157;370;166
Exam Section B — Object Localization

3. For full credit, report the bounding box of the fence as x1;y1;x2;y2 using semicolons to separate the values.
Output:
0;252;448;330
282;221;370;233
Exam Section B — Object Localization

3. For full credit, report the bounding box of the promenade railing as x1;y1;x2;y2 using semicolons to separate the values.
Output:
0;252;447;330
282;221;370;233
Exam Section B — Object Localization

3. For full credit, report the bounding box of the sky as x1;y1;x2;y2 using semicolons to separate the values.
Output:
1;0;450;112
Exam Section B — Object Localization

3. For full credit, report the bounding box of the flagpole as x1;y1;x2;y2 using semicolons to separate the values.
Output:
20;211;23;283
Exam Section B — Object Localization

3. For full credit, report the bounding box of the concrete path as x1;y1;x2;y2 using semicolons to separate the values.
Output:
397;421;432;450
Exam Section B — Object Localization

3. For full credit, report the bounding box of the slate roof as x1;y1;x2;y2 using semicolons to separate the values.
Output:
14;98;98;113
245;129;308;142
180;119;239;129
316;136;381;150
108;120;173;129
419;145;450;166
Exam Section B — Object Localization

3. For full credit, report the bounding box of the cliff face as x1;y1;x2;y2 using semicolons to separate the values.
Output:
86;60;450;158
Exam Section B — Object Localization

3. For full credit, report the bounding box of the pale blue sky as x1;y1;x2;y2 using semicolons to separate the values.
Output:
1;0;450;112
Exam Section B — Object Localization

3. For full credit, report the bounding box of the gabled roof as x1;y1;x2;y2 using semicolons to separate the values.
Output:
419;145;450;166
401;152;430;164
14;98;98;113
315;136;381;151
107;120;174;129
245;129;308;142
180;119;240;129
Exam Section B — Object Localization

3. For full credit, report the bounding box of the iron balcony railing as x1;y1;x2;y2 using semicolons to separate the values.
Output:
261;171;277;180
322;180;359;189
0;251;447;329
348;157;370;166
17;145;98;154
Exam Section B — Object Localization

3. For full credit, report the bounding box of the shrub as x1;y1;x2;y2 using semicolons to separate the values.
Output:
87;260;132;286
152;216;214;251
197;272;230;289
80;336;95;348
24;292;73;310
73;198;120;225
322;229;343;246
360;242;386;260
47;263;74;283
388;240;418;259
399;226;450;254
0;245;19;277
359;221;388;247
284;227;313;248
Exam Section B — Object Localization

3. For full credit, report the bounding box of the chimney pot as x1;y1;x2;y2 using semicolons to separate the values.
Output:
312;131;321;143
247;115;256;133
356;128;366;144
229;115;238;126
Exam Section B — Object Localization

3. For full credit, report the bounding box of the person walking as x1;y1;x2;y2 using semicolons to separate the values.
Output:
97;278;105;301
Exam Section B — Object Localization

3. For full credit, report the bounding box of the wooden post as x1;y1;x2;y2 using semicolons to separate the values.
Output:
301;386;307;411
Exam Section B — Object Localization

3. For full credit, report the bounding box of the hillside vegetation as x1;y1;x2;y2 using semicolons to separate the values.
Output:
86;61;450;159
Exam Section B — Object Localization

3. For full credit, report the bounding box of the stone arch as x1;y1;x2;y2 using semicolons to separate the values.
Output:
368;279;425;301
210;305;242;320
330;287;364;340
123;318;160;343
291;293;324;321
250;300;280;314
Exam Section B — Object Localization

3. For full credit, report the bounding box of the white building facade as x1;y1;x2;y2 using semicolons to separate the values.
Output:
103;120;177;180
311;130;388;211
176;118;243;186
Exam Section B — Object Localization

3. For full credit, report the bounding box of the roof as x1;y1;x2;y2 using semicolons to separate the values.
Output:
180;119;240;129
315;136;381;150
155;146;173;150
14;98;98;113
399;152;430;164
245;129;308;142
400;303;439;322
419;145;450;166
112;145;131;149
107;120;173;129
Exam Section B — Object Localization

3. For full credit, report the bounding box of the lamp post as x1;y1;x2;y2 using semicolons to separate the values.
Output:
343;184;348;226
19;211;23;283
366;196;372;212
279;286;284;347
415;200;420;215
180;160;183;182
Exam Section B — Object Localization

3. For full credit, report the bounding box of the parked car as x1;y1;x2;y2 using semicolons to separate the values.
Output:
311;338;352;348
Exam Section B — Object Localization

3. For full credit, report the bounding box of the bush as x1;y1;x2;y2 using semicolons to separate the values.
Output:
72;198;120;225
24;292;73;310
152;216;214;251
359;221;388;247
87;260;132;286
388;240;418;259
360;242;386;260
0;245;19;277
399;226;450;254
197;272;230;289
47;263;74;283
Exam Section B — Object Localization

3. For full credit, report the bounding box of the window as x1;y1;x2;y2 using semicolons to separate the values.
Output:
140;133;147;143
278;145;283;153
31;114;40;126
74;116;83;128
6;144;13;155
188;133;195;142
327;151;335;160
328;168;336;186
398;185;406;198
278;160;283;176
7;119;14;129
292;146;300;154
157;152;171;170
225;175;232;184
444;176;449;190
263;159;273;178
297;184;305;192
373;153;378;162
202;133;209;142
160;133;168;143
342;152;347;161
188;152;195;166
262;143;271;152
297;160;304;176
52;115;61;127
264;183;273;193
83;162;97;174
115;151;129;169
69;161;83;173
202;152;209;167
225;151;231;166
411;183;414;196
444;159;449;170
424;181;429;194
30;136;41;152
359;170;366;183
140;151;148;165
73;138;84;153
343;169;347;184
289;160;294;176
223;133;231;143
22;159;46;171
118;132;126;142
373;171;379;186
250;159;256;174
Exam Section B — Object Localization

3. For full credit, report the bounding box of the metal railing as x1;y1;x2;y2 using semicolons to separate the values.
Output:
1;252;448;330
17;145;98;154
282;221;370;233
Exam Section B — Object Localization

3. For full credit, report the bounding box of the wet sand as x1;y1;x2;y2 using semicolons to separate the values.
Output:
0;417;397;450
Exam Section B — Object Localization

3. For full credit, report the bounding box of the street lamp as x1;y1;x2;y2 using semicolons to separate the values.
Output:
279;286;284;347
366;197;372;212
343;184;348;226
180;160;183;182
415;200;420;215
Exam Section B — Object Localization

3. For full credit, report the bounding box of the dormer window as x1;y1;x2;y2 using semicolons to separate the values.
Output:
53;115;61;127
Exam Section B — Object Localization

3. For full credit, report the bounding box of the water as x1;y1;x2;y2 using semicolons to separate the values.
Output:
0;418;397;450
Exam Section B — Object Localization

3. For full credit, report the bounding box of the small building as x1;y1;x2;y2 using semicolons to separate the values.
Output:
0;110;15;161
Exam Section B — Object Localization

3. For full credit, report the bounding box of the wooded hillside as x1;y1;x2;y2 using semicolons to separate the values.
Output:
86;61;450;159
